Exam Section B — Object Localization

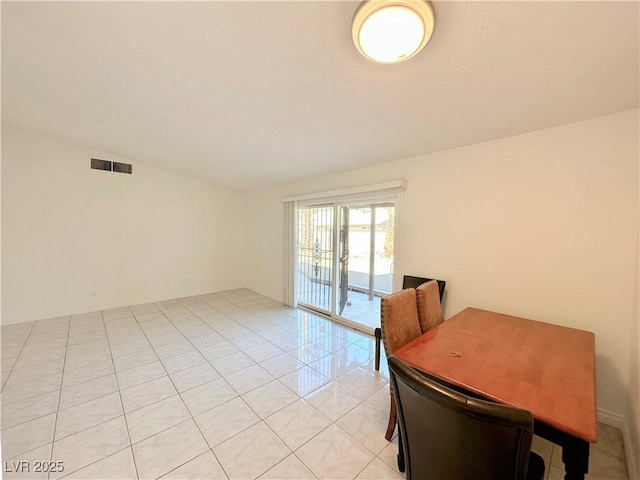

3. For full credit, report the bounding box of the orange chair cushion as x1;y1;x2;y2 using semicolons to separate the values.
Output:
416;280;444;333
381;288;421;356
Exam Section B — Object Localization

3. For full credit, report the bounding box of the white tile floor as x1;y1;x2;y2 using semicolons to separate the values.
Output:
340;291;381;331
0;289;628;480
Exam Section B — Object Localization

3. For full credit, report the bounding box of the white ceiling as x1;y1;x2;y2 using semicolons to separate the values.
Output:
2;1;638;190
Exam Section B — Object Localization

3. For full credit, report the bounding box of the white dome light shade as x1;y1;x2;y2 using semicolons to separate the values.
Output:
359;6;424;63
352;0;435;64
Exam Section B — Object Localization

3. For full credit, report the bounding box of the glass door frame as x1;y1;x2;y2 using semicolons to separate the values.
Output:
293;190;404;335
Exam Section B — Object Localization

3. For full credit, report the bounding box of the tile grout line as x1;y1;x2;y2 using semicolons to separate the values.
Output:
150;296;253;480
2;332;134;433
56;446;134;480
202;298;347;477
252;354;393;478
172;294;321;478
104;308;140;480
292;450;322;480
164;295;274;477
260;450;321;480
162;300;291;398
1;320;38;392
131;305;213;478
128;305;192;473
258;405;330;477
136;307;199;384
47;316;72;479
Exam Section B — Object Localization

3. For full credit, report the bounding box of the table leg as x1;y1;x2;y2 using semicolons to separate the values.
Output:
533;421;591;480
374;328;381;371
562;438;589;480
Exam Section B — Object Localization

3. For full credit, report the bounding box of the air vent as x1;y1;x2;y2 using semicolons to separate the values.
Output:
90;158;133;175
112;162;132;174
91;158;112;171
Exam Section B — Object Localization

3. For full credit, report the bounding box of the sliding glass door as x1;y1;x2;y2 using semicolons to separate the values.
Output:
296;200;396;332
297;206;334;313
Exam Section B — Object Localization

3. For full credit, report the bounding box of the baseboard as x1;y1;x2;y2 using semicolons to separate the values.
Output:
1;286;244;325
599;407;640;479
597;408;624;428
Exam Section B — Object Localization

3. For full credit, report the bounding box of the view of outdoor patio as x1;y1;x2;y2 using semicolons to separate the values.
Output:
297;205;394;331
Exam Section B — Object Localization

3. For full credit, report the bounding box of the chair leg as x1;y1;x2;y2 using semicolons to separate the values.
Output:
385;394;396;441
374;328;381;371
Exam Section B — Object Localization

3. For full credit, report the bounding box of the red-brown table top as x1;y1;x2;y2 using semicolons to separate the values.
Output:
393;307;597;443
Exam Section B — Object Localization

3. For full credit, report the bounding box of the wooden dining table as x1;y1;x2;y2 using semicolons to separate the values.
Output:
393;307;597;480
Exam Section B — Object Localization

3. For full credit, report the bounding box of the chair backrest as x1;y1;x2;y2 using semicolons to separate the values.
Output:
415;280;444;333
380;289;421;356
402;275;446;300
388;355;535;480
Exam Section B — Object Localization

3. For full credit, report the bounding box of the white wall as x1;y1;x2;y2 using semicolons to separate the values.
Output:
1;124;246;324
623;151;640;478
245;110;639;421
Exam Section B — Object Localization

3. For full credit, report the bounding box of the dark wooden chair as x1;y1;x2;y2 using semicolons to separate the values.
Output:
374;275;445;370
388;355;546;480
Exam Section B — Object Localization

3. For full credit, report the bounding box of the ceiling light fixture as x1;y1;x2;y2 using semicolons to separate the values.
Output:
352;0;435;64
